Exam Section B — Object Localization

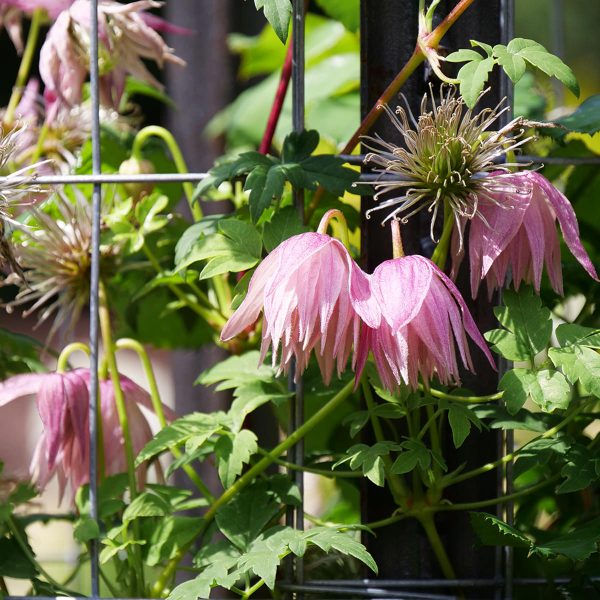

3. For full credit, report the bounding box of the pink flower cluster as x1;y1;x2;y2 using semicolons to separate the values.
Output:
0;369;171;501
222;173;597;391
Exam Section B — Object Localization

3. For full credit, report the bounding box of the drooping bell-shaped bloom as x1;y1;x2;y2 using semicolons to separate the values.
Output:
0;369;170;501
221;232;373;384
39;0;184;119
451;170;599;298
354;255;495;391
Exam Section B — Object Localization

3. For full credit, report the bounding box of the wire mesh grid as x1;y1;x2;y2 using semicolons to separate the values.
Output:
2;0;594;599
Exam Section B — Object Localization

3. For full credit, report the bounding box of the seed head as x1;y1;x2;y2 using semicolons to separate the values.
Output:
363;86;534;243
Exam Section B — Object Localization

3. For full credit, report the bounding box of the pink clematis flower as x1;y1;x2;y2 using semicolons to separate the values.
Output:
451;170;599;298
221;232;373;384
39;0;184;119
354;255;495;392
0;369;170;501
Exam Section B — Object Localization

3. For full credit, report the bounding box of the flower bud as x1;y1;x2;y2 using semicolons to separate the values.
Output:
118;158;155;200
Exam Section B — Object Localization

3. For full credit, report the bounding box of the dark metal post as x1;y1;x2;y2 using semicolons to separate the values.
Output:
360;1;506;593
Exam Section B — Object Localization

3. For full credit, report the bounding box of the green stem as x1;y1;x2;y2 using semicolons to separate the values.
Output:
391;219;404;259
98;283;145;595
442;400;590;489
255;448;362;478
30;122;50;163
362;380;409;506
7;516;67;591
142;243;227;328
114;338;215;502
56;342;91;373
131;125;201;221
422;385;503;404
4;9;43;125
417;513;457;579
241;576;268;600
425;402;443;483
430;203;453;269
151;379;356;597
363;511;409;529
436;476;558;512
418;408;444;440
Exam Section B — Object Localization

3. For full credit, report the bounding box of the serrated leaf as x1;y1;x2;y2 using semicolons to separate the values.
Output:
458;56;495;108
123;491;172;522
228;381;291;433
333;442;400;486
549;346;600;398
197;350;276;390
73;517;101;543
499;368;571;415
473;405;548;432
493;44;526;83
236;545;281;589
448;404;482;448
485;287;552;362
215;430;258;488
557;445;600;494
147;516;204;566
507;38;579;96
255;0;292;44
470;512;531;548
282;129;320;162
553;94;600;138
535;517;600;561
391;439;435;475
303;527;377;573
246;163;287;222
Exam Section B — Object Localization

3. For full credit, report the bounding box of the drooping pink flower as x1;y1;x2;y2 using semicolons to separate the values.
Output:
354;255;495;391
39;0;184;119
221;232;373;384
0;369;170;501
451;170;599;298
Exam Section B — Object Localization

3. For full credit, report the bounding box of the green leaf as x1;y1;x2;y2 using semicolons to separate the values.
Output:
215;430;258;488
470;512;531;548
0;537;38;578
471;39;493;56
391;439;446;475
73;517;101;543
535;517;600;561
197;350;276;390
262;205;308;251
493;44;526;83
553;94;600;138
447;404;482;448
485;287;553;362
313;0;359;32
506;38;579;96
499;368;571;415
557;445;600;494
303;527;377;573
556;323;600;349
333;442;400;486
136;412;227;466
549;346;600;398
254;0;292;44
146;516;204;566
445;49;484;63
123;491;172;522
457;56;495;108
473;405;548;433
235;543;281;589
215;476;299;551
299;154;358;195
282;129;320;162
246;163;287;222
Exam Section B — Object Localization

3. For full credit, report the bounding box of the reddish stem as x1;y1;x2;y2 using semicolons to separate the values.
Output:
259;42;293;154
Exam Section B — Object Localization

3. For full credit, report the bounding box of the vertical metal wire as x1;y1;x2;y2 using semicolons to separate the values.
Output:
88;0;102;596
285;2;306;599
498;3;515;598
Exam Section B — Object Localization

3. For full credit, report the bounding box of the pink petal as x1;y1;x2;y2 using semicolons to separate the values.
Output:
531;171;599;282
0;372;47;407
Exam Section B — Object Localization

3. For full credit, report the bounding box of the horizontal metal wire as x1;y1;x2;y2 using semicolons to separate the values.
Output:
0;172;210;185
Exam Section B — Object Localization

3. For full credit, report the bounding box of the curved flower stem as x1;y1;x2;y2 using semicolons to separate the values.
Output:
422;385;503;404
304;0;479;223
30;121;50;163
417;513;457;580
151;378;357;597
241;575;268;600
362;380;409;507
430;203;454;268
442;399;591;489
56;342;91;373
6;515;69;592
98;283;145;595
418;407;444;440
131;125;202;221
4;9;43;125
114;338;215;502
316;208;350;248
